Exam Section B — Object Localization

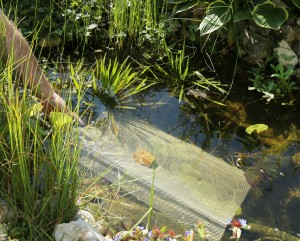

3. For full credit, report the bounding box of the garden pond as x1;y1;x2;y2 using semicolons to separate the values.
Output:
79;81;300;240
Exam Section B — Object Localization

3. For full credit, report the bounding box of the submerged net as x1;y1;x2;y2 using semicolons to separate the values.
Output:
78;113;251;240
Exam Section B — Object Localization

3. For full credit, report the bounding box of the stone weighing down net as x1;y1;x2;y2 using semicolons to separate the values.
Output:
79;114;251;240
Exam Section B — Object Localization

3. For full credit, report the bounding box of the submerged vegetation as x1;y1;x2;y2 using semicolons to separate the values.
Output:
0;0;300;240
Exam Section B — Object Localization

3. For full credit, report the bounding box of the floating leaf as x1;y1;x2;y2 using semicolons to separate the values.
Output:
246;124;268;134
50;112;73;128
252;1;288;29
199;0;232;36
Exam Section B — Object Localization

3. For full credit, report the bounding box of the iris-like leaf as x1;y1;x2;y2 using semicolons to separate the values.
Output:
252;1;288;29
199;0;232;36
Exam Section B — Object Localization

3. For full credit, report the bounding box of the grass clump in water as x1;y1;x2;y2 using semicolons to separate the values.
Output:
92;55;152;104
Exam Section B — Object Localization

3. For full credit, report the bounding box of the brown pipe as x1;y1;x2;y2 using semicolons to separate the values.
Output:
0;10;83;124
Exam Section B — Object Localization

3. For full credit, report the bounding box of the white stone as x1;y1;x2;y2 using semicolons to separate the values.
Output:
53;219;107;241
274;40;298;68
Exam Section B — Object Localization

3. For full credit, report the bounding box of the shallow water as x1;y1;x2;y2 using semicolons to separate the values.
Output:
85;88;300;240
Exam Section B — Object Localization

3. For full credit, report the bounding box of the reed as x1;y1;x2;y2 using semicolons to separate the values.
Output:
108;0;161;48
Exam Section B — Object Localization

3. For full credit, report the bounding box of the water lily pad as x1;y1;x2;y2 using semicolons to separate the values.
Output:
246;124;268;134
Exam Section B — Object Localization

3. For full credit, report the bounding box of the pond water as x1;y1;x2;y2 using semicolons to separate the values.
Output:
83;86;300;240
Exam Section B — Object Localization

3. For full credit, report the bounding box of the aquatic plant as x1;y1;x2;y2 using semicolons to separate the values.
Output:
108;0;162;48
248;222;300;241
248;61;300;104
153;41;226;102
92;55;151;103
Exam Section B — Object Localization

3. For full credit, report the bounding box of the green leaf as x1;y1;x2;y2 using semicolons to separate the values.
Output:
199;0;232;36
246;123;268;134
175;0;200;14
291;0;300;8
252;1;288;29
234;7;252;21
50;112;73;128
160;226;167;233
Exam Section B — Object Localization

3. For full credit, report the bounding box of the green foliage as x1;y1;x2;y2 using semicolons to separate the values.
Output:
199;0;232;36
252;1;288;29
50;112;74;128
166;0;296;40
153;41;192;101
1;0;105;45
197;222;206;240
199;0;291;36
1;0;162;48
92;55;151;102
248;61;300;103
152;41;226;102
0;54;84;240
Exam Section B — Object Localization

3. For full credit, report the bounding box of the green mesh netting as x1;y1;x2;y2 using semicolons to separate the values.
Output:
79;113;251;240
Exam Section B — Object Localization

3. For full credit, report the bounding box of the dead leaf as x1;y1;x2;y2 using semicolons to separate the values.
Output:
133;149;156;168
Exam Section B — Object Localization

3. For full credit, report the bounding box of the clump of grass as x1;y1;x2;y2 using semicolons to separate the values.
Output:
0;53;84;240
108;0;161;48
